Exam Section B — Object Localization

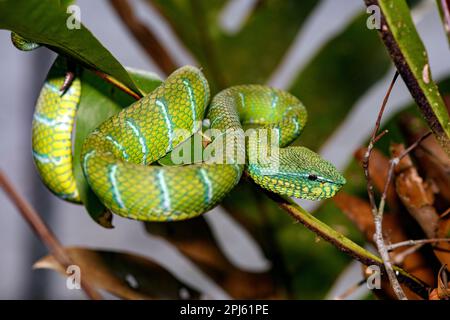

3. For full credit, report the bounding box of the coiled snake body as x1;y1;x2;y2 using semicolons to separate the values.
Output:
15;34;345;222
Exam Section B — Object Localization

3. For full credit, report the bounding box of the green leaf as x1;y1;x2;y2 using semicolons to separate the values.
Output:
34;247;200;299
0;0;141;94
366;0;450;154
73;66;162;228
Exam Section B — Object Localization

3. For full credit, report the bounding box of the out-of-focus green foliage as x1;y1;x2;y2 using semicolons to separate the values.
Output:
149;0;317;90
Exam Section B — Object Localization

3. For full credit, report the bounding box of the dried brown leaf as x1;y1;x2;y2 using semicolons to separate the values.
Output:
437;265;450;299
34;247;200;300
391;143;439;239
399;114;450;204
435;216;450;266
334;192;435;297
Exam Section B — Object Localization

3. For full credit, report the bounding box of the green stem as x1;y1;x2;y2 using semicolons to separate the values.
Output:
263;190;430;299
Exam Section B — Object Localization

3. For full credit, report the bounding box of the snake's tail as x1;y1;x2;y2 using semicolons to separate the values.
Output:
31;58;81;203
11;32;41;51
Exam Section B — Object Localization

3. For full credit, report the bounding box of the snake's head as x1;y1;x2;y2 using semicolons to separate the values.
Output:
248;146;346;200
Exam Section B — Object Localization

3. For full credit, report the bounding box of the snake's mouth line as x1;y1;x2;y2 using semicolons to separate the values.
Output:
316;176;346;186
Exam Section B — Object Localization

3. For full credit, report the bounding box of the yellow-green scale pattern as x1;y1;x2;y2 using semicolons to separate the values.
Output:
210;86;346;200
81;66;243;221
31;58;81;203
31;61;346;222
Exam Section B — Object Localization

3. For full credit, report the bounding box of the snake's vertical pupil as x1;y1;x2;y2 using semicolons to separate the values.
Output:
308;174;318;181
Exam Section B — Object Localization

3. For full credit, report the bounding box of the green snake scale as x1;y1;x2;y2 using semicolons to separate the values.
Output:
14;33;346;222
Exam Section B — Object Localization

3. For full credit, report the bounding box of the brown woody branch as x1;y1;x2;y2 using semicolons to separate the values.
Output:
362;71;408;300
365;0;450;154
259;188;429;298
0;170;102;300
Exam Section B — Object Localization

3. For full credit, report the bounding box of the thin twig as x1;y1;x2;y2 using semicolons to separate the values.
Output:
363;72;399;210
392;244;424;265
374;129;389;144
378;132;431;222
440;0;450;42
441;207;450;219
397;131;433;161
364;78;431;300
364;0;450;154
0;170;102;300
109;0;177;75
371;130;432;299
92;70;141;100
388;238;450;251
363;71;407;300
259;188;430;298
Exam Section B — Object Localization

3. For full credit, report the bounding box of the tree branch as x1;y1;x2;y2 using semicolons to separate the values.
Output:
92;70;141;100
260;189;430;299
0;170;102;300
362;71;408;300
365;0;450;154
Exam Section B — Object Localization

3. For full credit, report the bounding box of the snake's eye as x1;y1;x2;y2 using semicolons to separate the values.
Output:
308;174;318;181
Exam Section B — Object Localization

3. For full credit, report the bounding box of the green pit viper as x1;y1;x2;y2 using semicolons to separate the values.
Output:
12;33;346;222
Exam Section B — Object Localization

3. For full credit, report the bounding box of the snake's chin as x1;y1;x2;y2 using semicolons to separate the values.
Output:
261;178;345;201
291;180;345;200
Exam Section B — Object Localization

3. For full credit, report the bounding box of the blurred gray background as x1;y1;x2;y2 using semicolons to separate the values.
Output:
0;0;448;299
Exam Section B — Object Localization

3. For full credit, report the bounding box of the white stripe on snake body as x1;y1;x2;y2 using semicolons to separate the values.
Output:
108;164;126;209
155;98;173;153
126;119;148;164
156;170;171;213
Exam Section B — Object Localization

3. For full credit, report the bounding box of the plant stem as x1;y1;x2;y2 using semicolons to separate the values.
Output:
365;0;450;155
363;71;410;299
92;70;141;100
0;170;102;300
437;0;450;44
388;238;450;251
262;190;430;299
